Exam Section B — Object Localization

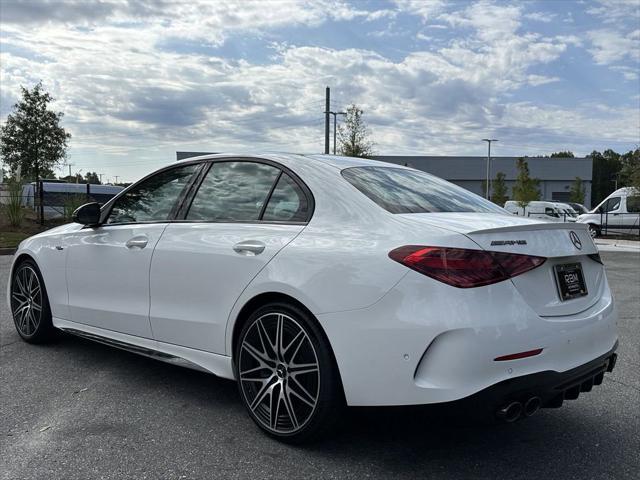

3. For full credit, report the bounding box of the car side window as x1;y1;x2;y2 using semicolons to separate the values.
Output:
626;196;640;213
106;164;199;224
603;197;621;212
262;173;309;222
186;161;280;222
545;207;558;217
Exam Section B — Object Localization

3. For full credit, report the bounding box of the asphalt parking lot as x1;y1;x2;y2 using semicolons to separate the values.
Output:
1;252;638;480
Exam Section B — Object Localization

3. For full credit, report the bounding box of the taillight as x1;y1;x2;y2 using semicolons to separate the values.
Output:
389;246;546;288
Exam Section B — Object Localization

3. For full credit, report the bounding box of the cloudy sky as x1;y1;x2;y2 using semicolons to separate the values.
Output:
1;0;639;183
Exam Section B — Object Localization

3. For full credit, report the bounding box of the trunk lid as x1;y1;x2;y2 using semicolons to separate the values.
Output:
396;213;603;317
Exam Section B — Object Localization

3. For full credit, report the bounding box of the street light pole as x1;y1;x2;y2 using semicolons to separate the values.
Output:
482;138;498;200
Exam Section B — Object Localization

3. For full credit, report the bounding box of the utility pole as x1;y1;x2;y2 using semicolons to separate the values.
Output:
324;87;330;154
328;111;347;154
99;173;104;184
482;139;498;200
66;163;74;178
114;175;120;184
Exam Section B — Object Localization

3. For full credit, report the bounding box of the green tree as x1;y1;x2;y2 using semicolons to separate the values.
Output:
569;176;586;204
550;151;575;158
84;171;101;184
0;82;71;181
591;149;622;206
491;171;509;206
512;158;540;209
619;148;639;190
338;104;373;158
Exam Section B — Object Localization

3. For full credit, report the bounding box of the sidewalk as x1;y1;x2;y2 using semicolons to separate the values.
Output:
595;237;640;252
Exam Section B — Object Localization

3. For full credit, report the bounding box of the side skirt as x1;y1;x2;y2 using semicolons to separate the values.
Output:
53;318;235;380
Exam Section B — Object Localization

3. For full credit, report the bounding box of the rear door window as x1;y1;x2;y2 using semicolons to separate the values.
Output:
341;166;506;214
186;161;280;222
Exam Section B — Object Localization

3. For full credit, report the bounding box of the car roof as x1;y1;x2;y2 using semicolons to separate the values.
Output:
175;152;402;171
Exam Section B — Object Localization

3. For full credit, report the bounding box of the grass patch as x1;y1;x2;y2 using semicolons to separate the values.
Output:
0;231;31;249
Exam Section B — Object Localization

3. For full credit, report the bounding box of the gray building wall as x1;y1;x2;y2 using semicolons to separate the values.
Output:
176;152;593;208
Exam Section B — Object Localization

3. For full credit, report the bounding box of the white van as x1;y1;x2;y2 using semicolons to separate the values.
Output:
504;200;574;223
576;187;640;237
551;202;578;222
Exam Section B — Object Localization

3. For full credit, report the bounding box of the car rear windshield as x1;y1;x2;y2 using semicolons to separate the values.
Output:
341;166;506;214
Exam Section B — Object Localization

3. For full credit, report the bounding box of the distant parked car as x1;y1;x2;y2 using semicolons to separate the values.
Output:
576;187;640;237
504;200;573;222
566;202;589;215
551;202;578;222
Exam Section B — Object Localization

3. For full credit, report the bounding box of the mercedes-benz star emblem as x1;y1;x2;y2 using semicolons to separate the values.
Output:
569;231;582;250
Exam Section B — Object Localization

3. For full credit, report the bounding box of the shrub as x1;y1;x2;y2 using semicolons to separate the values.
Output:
4;180;25;227
63;193;88;220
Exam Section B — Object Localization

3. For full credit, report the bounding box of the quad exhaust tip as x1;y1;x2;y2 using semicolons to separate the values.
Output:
497;402;523;423
497;396;541;422
523;396;541;417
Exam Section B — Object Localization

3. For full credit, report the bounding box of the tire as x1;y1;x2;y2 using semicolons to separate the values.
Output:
234;302;343;443
10;258;56;344
588;224;601;239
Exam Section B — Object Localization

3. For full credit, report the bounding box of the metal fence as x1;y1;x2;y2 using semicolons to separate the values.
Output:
598;212;640;238
1;181;122;226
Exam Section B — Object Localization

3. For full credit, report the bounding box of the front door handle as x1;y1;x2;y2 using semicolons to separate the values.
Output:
233;240;266;256
126;236;148;249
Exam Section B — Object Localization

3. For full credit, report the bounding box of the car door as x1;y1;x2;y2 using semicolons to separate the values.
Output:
65;163;202;337
600;196;623;234
149;160;311;354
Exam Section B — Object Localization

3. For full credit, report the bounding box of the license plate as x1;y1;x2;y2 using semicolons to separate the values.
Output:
554;263;588;301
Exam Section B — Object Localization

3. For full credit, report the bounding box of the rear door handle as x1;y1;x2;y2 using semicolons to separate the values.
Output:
233;240;266;256
126;235;148;249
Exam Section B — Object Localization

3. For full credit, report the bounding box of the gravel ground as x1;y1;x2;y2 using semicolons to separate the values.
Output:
1;252;638;480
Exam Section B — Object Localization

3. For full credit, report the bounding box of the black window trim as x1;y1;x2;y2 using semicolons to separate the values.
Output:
96;156;314;228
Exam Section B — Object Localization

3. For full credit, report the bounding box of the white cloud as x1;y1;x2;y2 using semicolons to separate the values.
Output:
1;0;637;180
586;0;640;24
392;0;446;21
610;65;640;81
587;29;640;64
524;12;556;23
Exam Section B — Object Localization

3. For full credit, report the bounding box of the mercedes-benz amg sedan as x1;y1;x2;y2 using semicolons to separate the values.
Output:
9;153;618;442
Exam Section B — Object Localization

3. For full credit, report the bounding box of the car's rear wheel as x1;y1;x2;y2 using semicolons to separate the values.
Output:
235;302;342;443
10;259;56;343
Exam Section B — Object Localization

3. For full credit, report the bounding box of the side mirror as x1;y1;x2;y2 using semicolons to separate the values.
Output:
72;202;101;226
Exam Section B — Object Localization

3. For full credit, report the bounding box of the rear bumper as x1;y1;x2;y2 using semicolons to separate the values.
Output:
319;270;618;407
444;342;618;416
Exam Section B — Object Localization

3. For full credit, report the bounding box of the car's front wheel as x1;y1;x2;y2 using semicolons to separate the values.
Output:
235;302;342;443
588;224;601;239
10;259;56;343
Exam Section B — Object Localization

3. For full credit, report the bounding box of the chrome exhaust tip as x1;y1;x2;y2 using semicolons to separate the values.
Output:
497;402;523;423
523;396;541;417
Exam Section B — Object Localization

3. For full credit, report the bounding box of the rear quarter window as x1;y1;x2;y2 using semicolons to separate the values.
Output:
341;166;506;214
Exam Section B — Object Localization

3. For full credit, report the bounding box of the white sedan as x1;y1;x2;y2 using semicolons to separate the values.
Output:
8;154;618;442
